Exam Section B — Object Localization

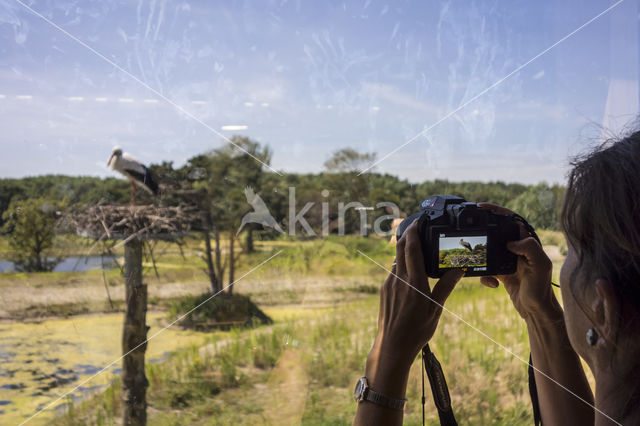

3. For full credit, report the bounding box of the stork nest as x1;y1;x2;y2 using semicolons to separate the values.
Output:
69;204;198;241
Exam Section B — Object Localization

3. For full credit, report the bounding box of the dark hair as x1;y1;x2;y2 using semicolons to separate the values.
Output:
561;129;640;322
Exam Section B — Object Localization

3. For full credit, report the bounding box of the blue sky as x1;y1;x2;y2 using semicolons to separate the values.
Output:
0;0;638;184
439;235;486;252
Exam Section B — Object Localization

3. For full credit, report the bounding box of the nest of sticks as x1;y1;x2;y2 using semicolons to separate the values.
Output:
70;204;198;243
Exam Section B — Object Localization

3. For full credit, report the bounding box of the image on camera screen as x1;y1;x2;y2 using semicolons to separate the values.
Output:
438;233;487;269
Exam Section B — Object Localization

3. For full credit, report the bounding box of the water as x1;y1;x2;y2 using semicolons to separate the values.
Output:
0;256;118;273
0;313;207;424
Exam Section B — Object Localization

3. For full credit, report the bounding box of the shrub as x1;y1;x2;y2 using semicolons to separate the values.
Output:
169;293;272;330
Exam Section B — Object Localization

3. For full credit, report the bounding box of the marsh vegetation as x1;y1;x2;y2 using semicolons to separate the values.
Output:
0;231;584;425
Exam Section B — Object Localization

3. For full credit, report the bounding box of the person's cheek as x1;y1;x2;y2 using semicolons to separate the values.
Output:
559;255;582;356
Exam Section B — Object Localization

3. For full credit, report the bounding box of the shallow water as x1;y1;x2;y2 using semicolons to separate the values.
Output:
0;256;119;273
0;312;207;425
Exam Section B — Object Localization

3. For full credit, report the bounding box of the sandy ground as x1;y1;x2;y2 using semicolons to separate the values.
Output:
0;276;373;320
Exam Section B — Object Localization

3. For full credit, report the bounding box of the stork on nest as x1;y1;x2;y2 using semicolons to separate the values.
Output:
459;238;473;251
107;146;159;206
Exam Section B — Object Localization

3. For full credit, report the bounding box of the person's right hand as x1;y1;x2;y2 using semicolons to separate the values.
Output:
477;203;557;321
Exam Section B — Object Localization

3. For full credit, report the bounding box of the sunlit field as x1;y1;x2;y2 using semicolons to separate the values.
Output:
0;231;585;425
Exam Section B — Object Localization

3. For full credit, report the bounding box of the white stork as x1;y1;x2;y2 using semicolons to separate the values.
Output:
107;147;159;205
459;238;472;251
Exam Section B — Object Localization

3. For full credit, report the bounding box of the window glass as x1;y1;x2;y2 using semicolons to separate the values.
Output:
0;1;637;424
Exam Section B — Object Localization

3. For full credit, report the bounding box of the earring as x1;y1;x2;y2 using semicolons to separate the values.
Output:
586;328;598;346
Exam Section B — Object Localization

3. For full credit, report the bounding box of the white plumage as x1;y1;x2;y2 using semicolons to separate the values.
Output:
459;238;472;251
107;146;158;205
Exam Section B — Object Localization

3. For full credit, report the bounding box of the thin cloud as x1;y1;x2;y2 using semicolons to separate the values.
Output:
221;125;248;131
360;82;438;114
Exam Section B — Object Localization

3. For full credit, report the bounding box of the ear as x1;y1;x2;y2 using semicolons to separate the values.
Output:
592;278;621;343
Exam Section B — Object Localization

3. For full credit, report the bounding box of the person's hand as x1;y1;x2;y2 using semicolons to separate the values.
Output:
477;203;558;321
371;219;465;369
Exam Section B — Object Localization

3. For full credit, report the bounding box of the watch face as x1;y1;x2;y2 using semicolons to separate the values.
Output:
353;377;366;402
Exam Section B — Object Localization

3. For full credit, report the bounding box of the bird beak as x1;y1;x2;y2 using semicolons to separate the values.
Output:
107;153;115;167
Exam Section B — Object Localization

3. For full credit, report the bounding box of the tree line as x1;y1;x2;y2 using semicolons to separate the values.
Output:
0;136;566;277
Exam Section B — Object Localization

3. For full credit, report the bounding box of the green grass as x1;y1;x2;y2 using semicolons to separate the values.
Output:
0;233;393;288
244;234;395;280
8;231;572;424
537;229;567;255
52;279;538;425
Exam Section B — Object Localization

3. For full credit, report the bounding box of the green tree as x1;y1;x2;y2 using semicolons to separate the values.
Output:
506;183;565;230
209;136;272;293
323;148;376;173
324;148;378;235
0;179;26;228
183;136;273;294
1;198;62;272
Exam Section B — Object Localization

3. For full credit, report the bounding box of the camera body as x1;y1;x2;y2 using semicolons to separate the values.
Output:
396;195;520;278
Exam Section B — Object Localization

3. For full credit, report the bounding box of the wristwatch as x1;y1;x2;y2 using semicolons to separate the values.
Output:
353;377;407;411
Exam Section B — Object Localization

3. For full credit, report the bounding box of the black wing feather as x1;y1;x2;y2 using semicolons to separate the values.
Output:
124;166;159;195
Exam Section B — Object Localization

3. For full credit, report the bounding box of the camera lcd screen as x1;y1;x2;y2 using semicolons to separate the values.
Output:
438;232;488;271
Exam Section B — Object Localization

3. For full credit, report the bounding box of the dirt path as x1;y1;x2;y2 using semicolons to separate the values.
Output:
262;348;310;424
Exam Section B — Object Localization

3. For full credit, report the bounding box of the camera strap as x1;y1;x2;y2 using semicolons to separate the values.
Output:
421;344;457;426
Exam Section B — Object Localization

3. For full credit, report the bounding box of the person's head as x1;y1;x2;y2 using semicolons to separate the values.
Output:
560;129;640;376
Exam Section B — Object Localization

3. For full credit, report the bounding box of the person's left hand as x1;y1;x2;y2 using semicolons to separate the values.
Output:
371;219;465;369
476;202;556;321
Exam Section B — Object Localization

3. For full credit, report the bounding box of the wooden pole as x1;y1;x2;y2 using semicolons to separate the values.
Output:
122;238;148;426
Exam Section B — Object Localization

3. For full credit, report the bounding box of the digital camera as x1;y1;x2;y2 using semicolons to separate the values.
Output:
396;195;520;278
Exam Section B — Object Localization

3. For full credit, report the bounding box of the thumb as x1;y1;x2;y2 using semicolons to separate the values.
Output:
431;269;465;306
506;237;549;266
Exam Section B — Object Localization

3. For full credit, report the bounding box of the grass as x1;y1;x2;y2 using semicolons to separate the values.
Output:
537;229;567;255
6;230;574;425
0;234;394;320
51;279;541;425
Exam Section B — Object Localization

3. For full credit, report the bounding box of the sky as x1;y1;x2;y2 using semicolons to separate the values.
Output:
0;0;638;184
439;235;486;252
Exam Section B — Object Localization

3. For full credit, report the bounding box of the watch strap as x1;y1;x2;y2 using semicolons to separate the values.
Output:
363;387;407;411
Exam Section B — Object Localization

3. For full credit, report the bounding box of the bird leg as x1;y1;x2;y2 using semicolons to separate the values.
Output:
131;181;136;207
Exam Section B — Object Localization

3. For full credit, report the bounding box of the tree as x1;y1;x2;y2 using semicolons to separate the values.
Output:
209;136;272;294
323;148;376;173
183;136;273;295
506;183;565;230
0;179;26;228
324;148;378;235
1;198;62;272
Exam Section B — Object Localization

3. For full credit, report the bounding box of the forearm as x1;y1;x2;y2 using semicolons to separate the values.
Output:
353;346;411;426
526;298;594;425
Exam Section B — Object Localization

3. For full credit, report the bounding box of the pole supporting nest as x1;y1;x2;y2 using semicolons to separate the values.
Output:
68;204;200;426
122;238;148;426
